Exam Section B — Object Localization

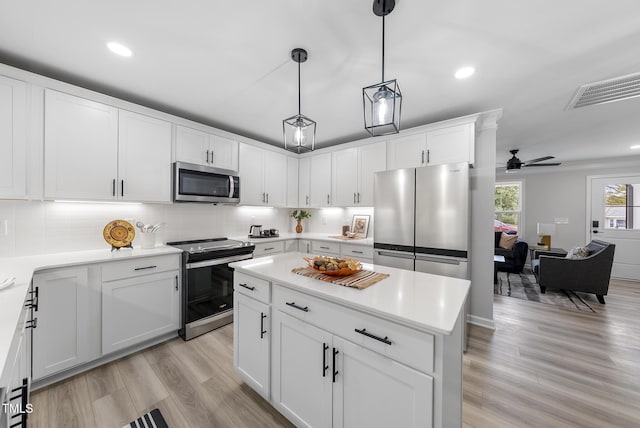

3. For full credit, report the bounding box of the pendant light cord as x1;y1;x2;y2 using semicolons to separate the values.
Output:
381;13;385;83
298;59;302;116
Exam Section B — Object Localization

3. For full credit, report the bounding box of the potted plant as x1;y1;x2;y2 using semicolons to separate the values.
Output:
291;210;311;233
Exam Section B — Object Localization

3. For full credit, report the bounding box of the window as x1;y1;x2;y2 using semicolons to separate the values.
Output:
604;183;639;229
495;182;521;233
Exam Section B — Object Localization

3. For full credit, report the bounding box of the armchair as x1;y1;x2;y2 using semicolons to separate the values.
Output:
533;240;615;304
494;231;529;274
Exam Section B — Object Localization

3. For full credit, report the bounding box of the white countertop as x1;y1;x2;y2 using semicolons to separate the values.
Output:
230;252;470;336
0;246;182;375
232;232;373;247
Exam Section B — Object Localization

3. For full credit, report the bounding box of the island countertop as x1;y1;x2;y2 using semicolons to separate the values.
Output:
230;251;470;336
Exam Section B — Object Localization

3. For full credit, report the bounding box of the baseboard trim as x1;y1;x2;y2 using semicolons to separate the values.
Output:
467;314;495;330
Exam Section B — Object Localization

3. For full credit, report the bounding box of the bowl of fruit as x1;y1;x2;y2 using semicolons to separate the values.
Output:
304;256;363;276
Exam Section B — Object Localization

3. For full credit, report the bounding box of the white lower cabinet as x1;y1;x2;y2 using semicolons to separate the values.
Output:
233;292;270;399
31;253;181;384
253;241;285;258
102;270;179;355
32;267;95;380
233;270;437;428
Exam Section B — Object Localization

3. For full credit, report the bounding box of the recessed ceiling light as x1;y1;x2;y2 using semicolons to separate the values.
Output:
631;144;640;150
107;42;133;57
455;66;475;79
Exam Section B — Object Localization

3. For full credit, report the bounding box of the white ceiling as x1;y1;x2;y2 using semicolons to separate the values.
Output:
2;0;640;168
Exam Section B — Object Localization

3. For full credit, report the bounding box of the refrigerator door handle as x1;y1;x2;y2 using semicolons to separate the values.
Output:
415;254;465;265
376;250;415;260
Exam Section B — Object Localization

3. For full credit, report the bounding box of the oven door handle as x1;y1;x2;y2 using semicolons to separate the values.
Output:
187;253;252;269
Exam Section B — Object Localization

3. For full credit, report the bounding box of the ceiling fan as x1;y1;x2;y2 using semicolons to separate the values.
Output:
505;149;561;172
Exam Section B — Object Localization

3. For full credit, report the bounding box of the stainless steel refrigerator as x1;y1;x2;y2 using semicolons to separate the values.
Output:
373;163;470;279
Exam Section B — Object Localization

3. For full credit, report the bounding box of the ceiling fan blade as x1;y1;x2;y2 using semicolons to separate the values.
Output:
525;156;555;164
524;162;561;167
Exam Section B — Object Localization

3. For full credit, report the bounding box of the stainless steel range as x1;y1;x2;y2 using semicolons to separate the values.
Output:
167;238;254;340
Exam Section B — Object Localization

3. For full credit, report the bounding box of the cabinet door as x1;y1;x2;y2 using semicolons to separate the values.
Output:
298;239;312;253
357;141;387;206
32;267;91;380
310;153;332;207
239;143;265;205
0;75;26;198
386;133;426;170
209;134;239;171
286;156;299;208
102;271;179;355
175;125;209;166
118;110;172;202
332;337;433;428
233;293;270;399
426;123;475;166
44;90;118;200
263;150;287;207
332;148;358;206
272;311;333;428
298;157;311;207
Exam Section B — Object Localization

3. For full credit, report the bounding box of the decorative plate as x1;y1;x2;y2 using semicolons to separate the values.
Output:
304;256;363;276
103;219;136;248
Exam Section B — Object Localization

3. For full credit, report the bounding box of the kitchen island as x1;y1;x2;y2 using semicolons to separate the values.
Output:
230;252;470;428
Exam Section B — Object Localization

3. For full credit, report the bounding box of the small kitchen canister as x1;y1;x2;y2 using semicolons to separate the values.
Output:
139;232;156;249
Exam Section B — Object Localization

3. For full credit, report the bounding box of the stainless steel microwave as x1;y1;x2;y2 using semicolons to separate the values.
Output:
173;162;240;204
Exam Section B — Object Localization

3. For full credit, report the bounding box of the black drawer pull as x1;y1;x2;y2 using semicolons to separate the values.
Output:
134;265;157;271
319;246;330;250
355;328;392;345
351;250;364;254
238;283;255;291
264;247;275;251
26;318;37;329
286;301;309;312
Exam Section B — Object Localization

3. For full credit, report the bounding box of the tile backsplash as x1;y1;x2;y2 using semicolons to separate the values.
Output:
0;201;374;257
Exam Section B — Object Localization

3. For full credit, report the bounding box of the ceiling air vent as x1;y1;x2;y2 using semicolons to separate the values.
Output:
566;71;640;110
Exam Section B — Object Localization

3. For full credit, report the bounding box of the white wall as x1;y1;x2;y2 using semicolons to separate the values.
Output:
497;157;640;252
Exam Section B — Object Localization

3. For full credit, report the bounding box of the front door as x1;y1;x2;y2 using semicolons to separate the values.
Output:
589;174;640;280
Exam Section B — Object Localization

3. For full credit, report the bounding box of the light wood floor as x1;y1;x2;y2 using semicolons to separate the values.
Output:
30;278;640;428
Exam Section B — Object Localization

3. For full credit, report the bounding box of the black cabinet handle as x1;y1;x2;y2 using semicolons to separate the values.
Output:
355;328;393;345
421;150;425;164
285;301;309;312
264;247;275;251
322;343;329;377
175;275;179;291
9;377;29;427
112;178;116;196
134;265;157;271
121;179;124;197
206;149;210;164
427;149;430;164
332;348;339;383
351;250;364;254
25;286;39;311
260;312;267;339
26;317;37;329
238;283;255;291
319;246;330;250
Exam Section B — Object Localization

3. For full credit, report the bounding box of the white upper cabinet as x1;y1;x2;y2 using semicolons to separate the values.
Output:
175;125;239;171
298;157;311;208
44;90;173;202
44;89;119;200
332;142;386;206
239;143;287;206
387;122;475;170
310;153;332;207
0;75;27;198
425;122;475;166
118;110;172;202
286;156;299;208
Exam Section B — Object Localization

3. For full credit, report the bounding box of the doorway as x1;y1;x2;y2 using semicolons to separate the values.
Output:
588;174;640;280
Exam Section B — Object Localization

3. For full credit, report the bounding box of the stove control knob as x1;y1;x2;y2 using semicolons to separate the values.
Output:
196;245;203;253
188;247;195;253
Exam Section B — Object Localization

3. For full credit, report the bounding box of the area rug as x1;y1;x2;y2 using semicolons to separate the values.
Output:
494;268;598;313
123;408;168;428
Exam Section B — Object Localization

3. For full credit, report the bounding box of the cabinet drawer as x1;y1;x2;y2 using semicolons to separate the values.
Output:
311;241;340;255
253;241;285;258
101;255;180;282
340;244;374;260
273;286;434;374
234;272;270;304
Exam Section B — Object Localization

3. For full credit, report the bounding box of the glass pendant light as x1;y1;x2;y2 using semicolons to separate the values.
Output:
363;0;402;136
283;48;316;153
